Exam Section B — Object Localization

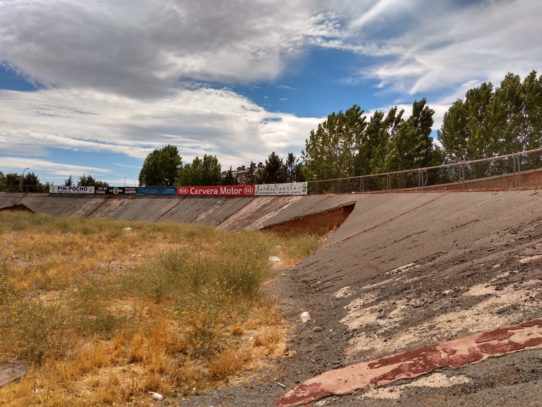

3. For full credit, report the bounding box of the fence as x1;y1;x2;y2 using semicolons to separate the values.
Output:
306;147;542;194
2;148;542;195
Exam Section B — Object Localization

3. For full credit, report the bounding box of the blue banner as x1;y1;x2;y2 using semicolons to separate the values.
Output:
136;187;177;195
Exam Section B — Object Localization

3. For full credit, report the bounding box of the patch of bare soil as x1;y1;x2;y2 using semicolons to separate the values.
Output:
262;204;355;237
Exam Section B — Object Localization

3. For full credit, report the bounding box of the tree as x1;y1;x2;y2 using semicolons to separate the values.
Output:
22;172;45;192
138;145;182;186
285;153;297;182
79;175;109;188
245;162;262;185
262;152;286;184
439;71;542;163
221;167;237;185
384;98;439;172
303;105;366;181
178;155;221;186
200;155;222;185
178;157;201;186
0;172;46;192
357;107;404;176
65;176;73;187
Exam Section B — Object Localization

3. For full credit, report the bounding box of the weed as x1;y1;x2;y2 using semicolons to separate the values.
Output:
0;212;319;405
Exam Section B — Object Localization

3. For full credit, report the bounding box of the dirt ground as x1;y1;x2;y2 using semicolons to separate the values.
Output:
180;191;542;406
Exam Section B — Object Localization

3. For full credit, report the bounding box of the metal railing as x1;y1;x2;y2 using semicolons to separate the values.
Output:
306;147;542;194
2;148;541;195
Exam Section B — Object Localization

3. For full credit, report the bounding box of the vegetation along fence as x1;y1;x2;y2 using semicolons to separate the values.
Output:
306;147;542;194
2;148;542;195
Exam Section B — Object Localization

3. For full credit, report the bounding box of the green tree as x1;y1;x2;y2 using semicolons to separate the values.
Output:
221;167;237;185
178;155;221;186
262;152;286;184
64;176;73;187
0;172;45;192
138;145;182;186
5;173;21;192
22;172;45;192
200;155;222;185
384;98;438;172
439;71;542;163
303;105;366;181
178;157;201;186
78;175;109;188
357;107;404;176
245;162;262;185
285;153;304;182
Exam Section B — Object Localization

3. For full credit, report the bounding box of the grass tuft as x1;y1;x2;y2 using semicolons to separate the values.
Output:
0;212;320;405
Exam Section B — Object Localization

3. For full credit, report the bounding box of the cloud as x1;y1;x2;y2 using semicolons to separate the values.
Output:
0;0;539;173
0;157;109;177
0;87;322;168
0;0;339;97
346;0;542;95
349;0;410;30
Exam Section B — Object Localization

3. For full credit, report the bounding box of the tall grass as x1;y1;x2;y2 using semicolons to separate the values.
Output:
0;212;319;405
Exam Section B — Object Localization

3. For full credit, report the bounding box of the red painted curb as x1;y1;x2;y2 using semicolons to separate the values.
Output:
277;318;542;406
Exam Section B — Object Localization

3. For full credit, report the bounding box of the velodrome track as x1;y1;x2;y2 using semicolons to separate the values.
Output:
2;190;541;406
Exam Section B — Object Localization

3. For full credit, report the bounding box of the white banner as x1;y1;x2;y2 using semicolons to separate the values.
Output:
255;182;308;196
49;185;95;194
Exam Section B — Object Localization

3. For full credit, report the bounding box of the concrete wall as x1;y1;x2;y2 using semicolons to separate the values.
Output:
0;193;352;231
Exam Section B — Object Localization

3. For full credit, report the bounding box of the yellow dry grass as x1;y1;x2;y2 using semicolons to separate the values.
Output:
0;212;318;406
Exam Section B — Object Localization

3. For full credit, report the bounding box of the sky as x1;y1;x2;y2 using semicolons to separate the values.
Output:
0;0;541;186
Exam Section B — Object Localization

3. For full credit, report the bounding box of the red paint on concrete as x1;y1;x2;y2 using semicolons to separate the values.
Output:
277;318;542;407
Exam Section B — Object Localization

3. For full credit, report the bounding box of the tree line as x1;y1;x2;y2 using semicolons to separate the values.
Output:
0;172;108;192
2;71;539;191
0;171;49;192
139;71;541;189
138;147;305;187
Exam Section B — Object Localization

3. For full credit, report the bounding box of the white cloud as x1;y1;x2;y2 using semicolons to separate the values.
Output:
0;0;339;97
0;157;109;177
349;0;410;30
347;0;542;95
0;87;322;168
0;0;540;173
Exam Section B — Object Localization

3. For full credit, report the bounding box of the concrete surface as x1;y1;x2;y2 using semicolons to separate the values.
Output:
177;190;542;406
1;191;541;406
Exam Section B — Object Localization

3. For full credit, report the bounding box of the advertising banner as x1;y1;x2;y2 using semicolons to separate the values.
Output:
50;186;95;194
105;187;135;195
106;186;125;195
136;187;177;195
95;187;106;195
176;185;255;196
255;182;308;196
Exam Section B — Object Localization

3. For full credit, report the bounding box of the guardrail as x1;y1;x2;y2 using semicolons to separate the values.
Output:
306;147;542;194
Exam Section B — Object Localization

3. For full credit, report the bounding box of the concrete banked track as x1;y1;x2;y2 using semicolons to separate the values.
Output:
2;191;542;406
0;193;356;230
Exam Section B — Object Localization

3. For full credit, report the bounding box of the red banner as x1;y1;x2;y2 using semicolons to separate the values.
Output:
176;185;255;196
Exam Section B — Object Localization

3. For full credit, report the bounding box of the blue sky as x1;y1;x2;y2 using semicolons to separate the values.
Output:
0;0;541;185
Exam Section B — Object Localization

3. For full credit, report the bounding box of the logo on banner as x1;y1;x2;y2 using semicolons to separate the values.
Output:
178;187;190;195
243;185;255;195
112;187;121;195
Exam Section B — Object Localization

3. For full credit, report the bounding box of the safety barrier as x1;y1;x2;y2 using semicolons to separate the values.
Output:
306;147;542;194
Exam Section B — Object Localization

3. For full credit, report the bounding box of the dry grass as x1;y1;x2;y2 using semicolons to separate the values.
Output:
266;233;321;265
0;212;317;405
